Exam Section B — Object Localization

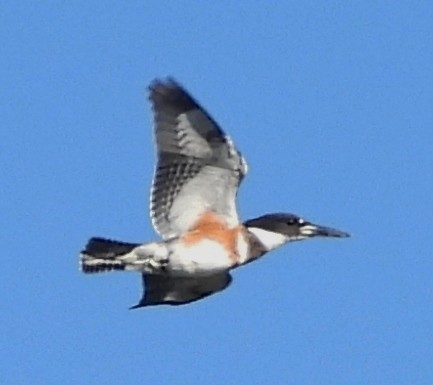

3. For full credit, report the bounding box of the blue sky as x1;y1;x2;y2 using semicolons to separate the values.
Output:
2;1;433;384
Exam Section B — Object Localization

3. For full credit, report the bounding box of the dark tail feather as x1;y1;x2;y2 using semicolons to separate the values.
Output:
82;237;139;258
80;237;140;274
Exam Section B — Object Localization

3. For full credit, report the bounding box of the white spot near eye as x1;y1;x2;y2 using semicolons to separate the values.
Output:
298;218;304;224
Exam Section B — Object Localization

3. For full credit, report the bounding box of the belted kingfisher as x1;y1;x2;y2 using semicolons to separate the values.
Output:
80;78;349;308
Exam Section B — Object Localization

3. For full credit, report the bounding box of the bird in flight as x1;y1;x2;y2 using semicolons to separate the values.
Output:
80;78;349;308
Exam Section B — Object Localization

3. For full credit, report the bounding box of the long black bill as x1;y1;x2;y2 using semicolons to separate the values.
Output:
301;223;350;238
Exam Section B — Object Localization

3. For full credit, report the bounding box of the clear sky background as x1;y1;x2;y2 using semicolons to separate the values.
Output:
2;2;432;384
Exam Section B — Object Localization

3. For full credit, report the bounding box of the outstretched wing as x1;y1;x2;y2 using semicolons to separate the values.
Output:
130;273;232;308
149;79;248;239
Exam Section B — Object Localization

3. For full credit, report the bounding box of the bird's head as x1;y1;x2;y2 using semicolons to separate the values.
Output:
244;213;350;251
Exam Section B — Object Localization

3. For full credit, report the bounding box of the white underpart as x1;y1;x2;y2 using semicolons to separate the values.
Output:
167;239;233;277
106;243;170;273
92;239;234;277
236;232;249;264
247;227;290;251
134;242;169;261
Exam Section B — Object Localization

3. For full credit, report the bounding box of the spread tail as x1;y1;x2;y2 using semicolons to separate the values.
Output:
80;237;140;274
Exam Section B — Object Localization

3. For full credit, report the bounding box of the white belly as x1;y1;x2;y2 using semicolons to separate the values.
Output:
167;239;233;277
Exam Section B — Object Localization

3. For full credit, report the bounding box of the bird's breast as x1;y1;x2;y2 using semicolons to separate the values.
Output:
166;211;250;276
